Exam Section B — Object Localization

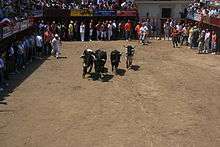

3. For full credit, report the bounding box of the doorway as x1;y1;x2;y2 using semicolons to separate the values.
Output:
162;8;171;18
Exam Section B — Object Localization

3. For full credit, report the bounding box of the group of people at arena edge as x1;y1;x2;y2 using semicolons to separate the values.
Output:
0;24;62;92
163;19;218;54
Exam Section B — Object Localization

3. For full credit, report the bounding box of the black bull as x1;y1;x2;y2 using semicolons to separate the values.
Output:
81;53;94;78
94;50;107;77
110;50;121;72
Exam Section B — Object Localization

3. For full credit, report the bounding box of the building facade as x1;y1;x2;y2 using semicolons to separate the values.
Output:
136;0;191;19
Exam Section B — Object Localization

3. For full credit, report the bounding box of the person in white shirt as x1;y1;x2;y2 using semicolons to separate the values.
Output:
112;20;117;40
140;24;149;45
204;30;211;53
89;20;94;41
163;22;170;40
107;21;113;41
51;34;62;59
35;34;43;56
80;22;85;42
68;21;74;41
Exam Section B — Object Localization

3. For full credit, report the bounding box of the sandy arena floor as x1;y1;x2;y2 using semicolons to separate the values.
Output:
0;40;220;147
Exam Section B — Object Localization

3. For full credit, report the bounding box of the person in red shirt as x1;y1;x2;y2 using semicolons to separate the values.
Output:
124;20;132;41
44;29;53;55
171;27;179;48
211;31;217;54
135;22;142;41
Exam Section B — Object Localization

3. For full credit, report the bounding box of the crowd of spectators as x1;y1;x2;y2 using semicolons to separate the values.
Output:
38;19;136;42
160;19;218;55
0;21;58;91
187;0;220;18
41;0;136;11
0;0;136;27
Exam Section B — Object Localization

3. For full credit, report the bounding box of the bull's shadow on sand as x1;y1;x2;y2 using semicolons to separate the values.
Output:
115;68;126;76
88;73;114;82
130;65;140;71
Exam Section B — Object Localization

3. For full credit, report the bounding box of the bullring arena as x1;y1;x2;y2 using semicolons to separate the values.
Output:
0;40;220;147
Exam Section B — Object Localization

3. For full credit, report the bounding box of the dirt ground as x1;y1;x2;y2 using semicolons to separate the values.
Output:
0;40;220;147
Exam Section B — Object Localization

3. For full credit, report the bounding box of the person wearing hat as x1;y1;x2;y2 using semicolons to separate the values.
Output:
51;34;62;59
68;20;74;41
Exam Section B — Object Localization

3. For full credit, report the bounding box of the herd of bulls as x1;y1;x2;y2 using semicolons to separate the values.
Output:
80;46;135;79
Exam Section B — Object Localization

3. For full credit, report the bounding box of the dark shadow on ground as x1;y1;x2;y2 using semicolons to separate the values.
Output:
0;57;48;105
130;65;140;71
116;68;126;76
101;74;114;82
88;72;114;82
57;56;68;59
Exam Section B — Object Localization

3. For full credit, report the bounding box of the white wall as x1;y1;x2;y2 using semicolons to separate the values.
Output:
137;2;188;19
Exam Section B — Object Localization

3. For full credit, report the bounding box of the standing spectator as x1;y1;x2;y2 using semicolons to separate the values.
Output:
17;41;25;71
80;22;85;42
188;26;194;48
56;23;62;38
36;34;43;56
8;44;16;74
23;37;30;63
44;29;53;55
124;20;132;41
171;27;179;48
74;21;79;41
181;25;189;46
50;21;56;34
135;22;141;41
198;30;205;54
204;29;211;53
107;21;113;41
0;54;5;91
51;34;62;59
96;22;101;41
29;34;36;61
112;20;117;40
118;22;124;40
60;24;66;40
100;22;105;41
211;31;217;54
68;21;74;41
191;26;199;49
163;21;170;40
89;20;94;41
139;24;149;45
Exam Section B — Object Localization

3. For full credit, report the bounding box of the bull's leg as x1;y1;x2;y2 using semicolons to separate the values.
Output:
126;58;129;69
115;63;119;74
88;64;93;73
100;72;104;79
111;63;114;72
130;58;133;67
